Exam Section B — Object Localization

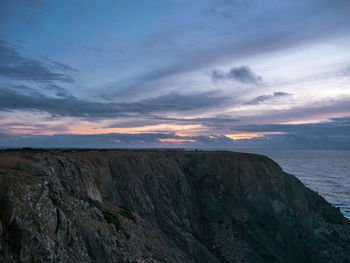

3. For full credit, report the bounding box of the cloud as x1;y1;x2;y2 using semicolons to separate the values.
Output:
235;116;350;134
211;66;262;84
230;116;350;149
46;58;78;73
16;39;27;44
45;84;72;98
0;132;206;148
105;0;350;98
0;131;260;149
0;116;349;149
340;67;350;76
139;92;228;111
240;97;350;125
2;82;349;138
107;116;240;129
245;92;291;105
0;40;75;83
201;8;234;21
1;117;349;149
0;85;230;118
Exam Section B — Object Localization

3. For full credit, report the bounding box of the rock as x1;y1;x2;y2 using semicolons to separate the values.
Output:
0;149;349;263
92;207;104;220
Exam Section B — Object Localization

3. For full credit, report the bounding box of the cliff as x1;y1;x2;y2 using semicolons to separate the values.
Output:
0;149;349;263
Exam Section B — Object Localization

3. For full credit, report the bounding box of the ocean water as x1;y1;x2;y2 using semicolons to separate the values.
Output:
243;150;350;220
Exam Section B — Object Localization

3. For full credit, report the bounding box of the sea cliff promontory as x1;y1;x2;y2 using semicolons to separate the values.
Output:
0;149;349;262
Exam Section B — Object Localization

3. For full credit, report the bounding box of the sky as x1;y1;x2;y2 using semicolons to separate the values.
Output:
0;0;350;149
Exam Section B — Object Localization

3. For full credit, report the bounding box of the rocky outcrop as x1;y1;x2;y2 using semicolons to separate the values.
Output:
0;149;349;263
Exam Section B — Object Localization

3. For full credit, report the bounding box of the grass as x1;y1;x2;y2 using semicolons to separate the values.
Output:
118;207;136;222
102;210;122;230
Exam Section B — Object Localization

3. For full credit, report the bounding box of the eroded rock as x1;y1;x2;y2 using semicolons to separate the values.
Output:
0;149;349;263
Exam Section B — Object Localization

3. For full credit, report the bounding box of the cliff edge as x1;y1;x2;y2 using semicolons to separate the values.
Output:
0;149;349;262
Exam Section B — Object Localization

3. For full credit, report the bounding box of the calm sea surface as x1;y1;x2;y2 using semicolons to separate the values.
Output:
243;150;350;219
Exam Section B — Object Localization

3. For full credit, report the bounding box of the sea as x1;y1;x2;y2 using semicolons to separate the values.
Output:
243;150;350;220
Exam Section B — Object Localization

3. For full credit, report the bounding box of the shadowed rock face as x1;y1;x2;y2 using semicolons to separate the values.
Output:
0;149;349;263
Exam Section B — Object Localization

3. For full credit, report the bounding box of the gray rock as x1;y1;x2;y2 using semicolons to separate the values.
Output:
92;207;104;220
0;149;349;263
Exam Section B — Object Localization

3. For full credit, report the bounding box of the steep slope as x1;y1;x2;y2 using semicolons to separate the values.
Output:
0;149;349;262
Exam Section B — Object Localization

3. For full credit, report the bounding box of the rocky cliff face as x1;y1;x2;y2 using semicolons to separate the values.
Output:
0;149;349;263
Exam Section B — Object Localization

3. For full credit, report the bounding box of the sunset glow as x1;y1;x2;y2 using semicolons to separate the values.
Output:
159;138;196;143
226;133;262;140
1;0;349;149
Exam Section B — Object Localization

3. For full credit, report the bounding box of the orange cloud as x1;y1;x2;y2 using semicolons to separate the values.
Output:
70;124;202;135
226;133;262;140
159;138;196;143
226;132;284;140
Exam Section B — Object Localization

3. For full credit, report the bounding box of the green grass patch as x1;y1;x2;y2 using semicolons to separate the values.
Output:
118;207;136;222
102;210;122;230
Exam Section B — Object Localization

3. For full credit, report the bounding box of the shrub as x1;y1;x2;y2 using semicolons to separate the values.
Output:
118;207;136;222
102;210;122;230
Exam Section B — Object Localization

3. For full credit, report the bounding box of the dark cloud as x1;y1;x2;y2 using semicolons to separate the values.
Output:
1;117;349;149
202;8;219;16
0;40;75;83
341;67;350;76
46;59;78;73
235;116;350;134
0;116;349;149
241;98;350;124
0;132;196;148
245;92;291;105
214;0;249;7
0;85;230;118
140;92;228;111
85;47;104;52
231;116;350;149
0;86;121;117
107;116;240;129
220;12;234;21
201;8;234;21
273;92;290;96
16;39;27;44
211;66;262;84
0;131;262;149
45;84;72;98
